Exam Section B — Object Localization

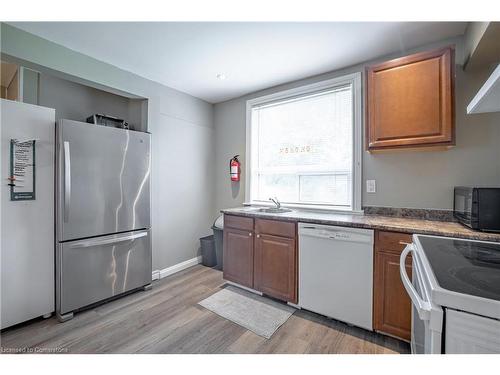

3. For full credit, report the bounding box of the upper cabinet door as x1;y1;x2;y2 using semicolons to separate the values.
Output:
366;47;455;151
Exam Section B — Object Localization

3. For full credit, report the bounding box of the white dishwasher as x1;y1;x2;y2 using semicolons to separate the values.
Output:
298;223;374;330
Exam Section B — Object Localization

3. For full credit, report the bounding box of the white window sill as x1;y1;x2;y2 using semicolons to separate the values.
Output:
243;201;364;215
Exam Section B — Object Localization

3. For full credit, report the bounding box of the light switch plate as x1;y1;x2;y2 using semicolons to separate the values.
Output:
366;180;376;193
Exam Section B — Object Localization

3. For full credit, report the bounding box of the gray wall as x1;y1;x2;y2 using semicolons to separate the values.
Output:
214;37;500;213
38;73;139;126
1;23;215;271
21;67;39;105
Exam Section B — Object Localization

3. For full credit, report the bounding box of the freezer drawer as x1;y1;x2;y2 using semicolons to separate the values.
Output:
57;119;151;241
57;229;151;316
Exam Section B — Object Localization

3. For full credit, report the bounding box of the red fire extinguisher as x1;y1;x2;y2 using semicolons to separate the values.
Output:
230;155;241;182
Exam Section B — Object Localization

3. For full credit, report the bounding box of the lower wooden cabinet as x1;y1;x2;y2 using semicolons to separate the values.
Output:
223;227;254;288
373;230;413;341
222;215;297;303
254;233;297;304
223;216;415;341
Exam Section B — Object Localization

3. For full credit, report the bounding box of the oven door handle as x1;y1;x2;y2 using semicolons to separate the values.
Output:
400;244;431;320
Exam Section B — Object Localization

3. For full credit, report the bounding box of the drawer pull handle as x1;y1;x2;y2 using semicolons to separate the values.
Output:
256;234;260;238
249;233;252;237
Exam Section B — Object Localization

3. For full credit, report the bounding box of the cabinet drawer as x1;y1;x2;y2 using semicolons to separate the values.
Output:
255;218;296;238
376;230;412;254
224;214;254;231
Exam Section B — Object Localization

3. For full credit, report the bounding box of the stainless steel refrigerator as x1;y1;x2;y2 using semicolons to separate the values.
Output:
56;119;152;322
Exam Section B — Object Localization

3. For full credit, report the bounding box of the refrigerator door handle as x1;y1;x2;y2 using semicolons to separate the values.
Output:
69;231;148;248
63;141;71;222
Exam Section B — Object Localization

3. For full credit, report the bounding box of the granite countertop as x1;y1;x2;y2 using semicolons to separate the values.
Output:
220;207;500;243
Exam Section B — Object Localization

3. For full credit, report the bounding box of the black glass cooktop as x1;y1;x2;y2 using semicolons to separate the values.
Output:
418;236;500;301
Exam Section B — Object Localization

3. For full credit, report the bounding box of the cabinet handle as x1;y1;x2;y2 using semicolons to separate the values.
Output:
399;241;412;246
249;232;252;237
256;234;260;238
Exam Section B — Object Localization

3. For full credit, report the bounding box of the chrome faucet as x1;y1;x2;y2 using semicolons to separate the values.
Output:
269;197;281;209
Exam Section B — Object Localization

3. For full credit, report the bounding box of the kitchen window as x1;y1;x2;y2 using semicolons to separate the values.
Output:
246;73;362;212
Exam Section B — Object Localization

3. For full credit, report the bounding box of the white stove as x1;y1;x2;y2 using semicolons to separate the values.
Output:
401;235;500;354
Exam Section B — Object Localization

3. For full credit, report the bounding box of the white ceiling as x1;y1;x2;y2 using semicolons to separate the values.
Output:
10;22;467;103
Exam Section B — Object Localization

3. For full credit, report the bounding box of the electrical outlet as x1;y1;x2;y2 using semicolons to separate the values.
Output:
366;180;376;193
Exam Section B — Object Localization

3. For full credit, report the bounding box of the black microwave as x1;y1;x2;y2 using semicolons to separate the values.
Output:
453;187;500;232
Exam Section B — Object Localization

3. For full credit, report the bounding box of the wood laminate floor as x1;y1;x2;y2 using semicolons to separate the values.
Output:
0;265;409;354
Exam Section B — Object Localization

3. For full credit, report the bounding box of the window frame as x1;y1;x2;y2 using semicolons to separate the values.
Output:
245;72;363;213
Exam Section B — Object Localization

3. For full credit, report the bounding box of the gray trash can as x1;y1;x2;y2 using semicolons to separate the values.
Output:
212;215;224;271
200;235;217;267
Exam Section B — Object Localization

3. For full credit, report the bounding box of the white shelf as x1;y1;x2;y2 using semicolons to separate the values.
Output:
467;64;500;114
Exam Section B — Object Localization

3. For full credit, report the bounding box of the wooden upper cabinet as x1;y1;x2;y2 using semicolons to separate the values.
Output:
366;47;455;151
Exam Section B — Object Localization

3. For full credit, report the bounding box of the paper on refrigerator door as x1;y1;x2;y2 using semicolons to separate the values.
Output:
10;139;35;200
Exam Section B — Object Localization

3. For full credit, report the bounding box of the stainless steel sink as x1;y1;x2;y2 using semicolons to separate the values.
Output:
258;207;293;214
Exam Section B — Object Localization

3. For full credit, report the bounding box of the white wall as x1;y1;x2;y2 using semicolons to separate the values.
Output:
1;23;215;270
213;37;500;214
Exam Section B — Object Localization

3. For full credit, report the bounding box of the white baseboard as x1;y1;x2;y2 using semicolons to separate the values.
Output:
152;270;160;281
152;256;202;281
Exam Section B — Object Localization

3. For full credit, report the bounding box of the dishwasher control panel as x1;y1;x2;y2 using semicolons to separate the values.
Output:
298;223;374;244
